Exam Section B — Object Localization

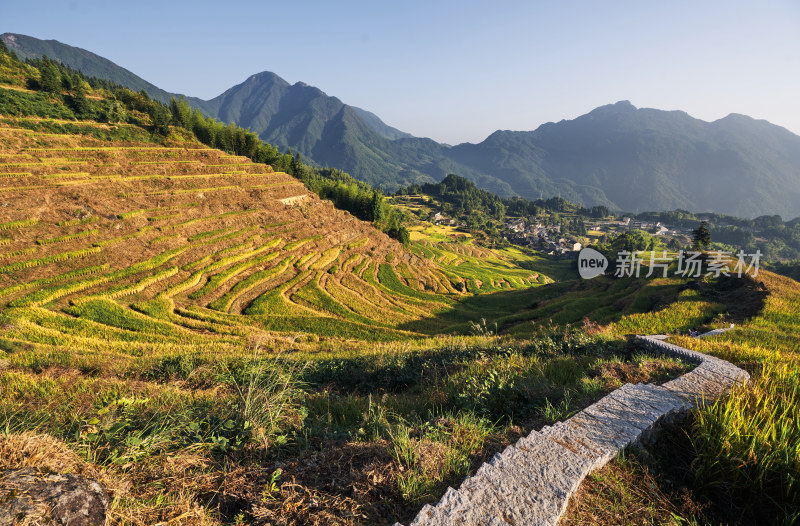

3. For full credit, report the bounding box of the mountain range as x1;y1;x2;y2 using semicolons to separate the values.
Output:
3;32;799;219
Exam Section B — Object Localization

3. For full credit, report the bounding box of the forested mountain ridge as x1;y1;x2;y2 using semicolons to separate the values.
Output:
449;101;800;218
4;33;800;219
0;32;215;114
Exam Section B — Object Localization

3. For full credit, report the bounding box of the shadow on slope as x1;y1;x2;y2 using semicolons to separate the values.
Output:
399;274;767;337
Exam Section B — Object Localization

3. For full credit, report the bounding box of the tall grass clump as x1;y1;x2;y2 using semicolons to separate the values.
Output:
691;358;800;520
389;412;495;502
220;347;306;452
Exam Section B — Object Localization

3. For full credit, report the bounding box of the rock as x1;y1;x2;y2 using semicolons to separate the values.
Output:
0;468;108;526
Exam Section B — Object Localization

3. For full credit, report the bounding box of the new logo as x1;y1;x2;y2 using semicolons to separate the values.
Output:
578;248;608;279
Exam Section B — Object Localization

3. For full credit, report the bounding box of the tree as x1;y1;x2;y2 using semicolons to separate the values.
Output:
574;217;587;236
65;88;91;117
290;151;305;177
371;191;385;224
692;221;711;249
667;237;683;251
149;104;171;136
38;59;61;94
0;38;17;61
396;226;410;245
610;229;658;253
753;215;783;230
105;101;125;123
169;96;192;129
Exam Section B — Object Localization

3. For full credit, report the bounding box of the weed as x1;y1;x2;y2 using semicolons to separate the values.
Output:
222;345;305;453
468;317;497;336
538;390;576;423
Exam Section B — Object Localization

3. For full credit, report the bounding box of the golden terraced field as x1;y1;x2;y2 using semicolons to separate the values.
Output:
0;121;551;362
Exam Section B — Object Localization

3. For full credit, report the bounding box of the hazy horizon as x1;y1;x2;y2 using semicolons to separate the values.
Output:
2;0;798;144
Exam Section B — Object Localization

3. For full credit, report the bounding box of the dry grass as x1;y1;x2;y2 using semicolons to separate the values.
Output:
0;432;96;476
562;451;706;526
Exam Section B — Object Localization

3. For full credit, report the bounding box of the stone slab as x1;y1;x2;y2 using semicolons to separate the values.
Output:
561;410;638;450
581;392;654;440
538;422;612;469
662;371;716;405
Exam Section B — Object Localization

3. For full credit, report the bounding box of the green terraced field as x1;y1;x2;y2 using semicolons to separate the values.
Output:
0;120;583;359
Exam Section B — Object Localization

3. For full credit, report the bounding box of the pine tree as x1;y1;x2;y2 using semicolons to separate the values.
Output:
692;221;711;249
38;59;61;93
66;88;91;117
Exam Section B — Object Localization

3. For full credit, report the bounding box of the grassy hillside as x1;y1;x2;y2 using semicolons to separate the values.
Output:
0;120;461;345
1;32;214;113
0;52;705;524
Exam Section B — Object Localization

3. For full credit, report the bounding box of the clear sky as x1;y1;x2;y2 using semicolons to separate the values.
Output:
2;0;799;144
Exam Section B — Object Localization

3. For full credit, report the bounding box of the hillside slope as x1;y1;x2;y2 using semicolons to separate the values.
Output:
0;117;550;352
1;32;217;116
0;33;492;191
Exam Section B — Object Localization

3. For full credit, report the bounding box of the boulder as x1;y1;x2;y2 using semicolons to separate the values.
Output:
0;468;108;525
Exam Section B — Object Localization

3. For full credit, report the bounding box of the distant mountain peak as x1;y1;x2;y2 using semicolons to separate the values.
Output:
587;100;637;116
717;112;755;123
249;71;285;80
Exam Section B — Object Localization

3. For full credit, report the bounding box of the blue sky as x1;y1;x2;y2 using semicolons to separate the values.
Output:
2;0;798;144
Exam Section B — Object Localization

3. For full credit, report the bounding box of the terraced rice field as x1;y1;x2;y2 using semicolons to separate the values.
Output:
0;120;561;362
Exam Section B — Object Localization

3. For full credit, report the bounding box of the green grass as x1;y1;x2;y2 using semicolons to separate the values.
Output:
0;218;38;231
3;107;789;523
669;272;800;521
0;246;102;273
283;235;322;251
376;263;452;304
188;239;282;300
36;228;99;245
64;298;198;339
7;248;184;307
692;359;799;516
292;273;383;325
57;216;100;227
208;256;296;312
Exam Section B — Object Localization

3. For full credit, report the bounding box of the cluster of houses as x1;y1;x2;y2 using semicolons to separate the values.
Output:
504;218;582;256
592;217;689;237
502;215;697;256
426;206;697;257
429;211;457;226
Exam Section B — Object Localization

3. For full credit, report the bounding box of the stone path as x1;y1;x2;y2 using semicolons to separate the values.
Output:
399;330;748;526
